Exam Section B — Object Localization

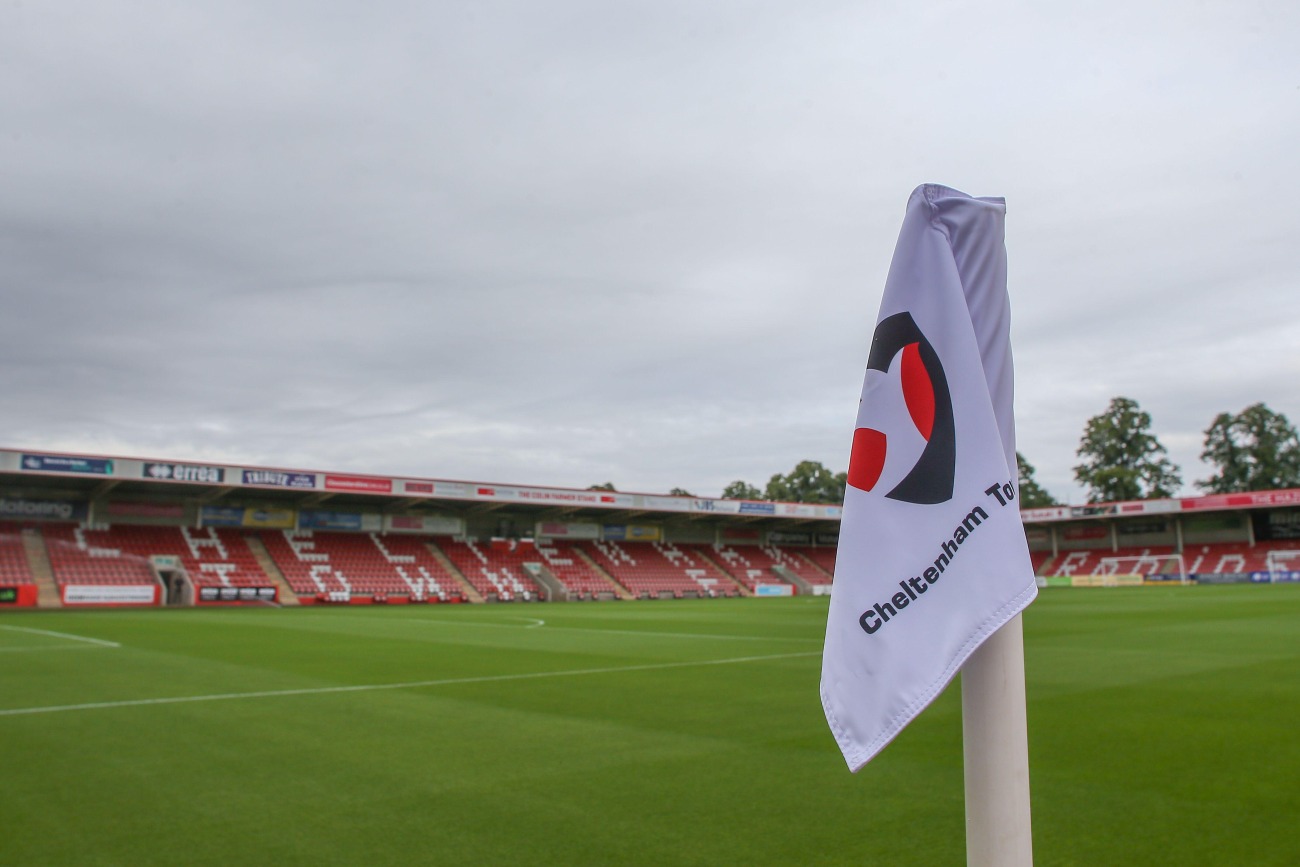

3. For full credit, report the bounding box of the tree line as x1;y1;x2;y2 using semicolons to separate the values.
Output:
595;399;1300;507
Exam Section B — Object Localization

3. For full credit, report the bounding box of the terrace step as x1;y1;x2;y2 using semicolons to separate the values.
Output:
425;542;484;603
22;528;61;608
243;534;299;605
571;546;634;600
693;548;751;597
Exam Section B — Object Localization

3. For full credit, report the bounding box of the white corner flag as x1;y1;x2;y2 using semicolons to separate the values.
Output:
821;184;1038;772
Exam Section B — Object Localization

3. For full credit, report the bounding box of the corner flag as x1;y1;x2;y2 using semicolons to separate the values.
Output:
821;184;1038;772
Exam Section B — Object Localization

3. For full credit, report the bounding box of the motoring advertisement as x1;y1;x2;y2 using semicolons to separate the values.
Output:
602;524;661;542
241;469;317;489
384;514;465;535
536;521;601;540
324;475;393;494
142;462;225;484
62;584;160;605
0;497;87;521
20;453;113;475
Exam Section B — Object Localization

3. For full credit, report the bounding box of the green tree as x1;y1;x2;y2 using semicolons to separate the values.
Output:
721;480;763;500
1198;403;1300;493
1016;451;1058;507
587;482;617;492
1073;396;1182;502
668;487;694;497
764;460;846;504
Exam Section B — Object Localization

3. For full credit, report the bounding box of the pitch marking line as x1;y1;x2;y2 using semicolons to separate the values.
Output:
0;650;818;718
0;625;120;648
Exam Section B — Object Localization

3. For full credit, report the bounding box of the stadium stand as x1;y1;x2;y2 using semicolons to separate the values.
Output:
790;545;832;579
687;543;784;592
0;522;36;588
1036;547;1180;577
580;540;738;598
437;538;545;601
766;545;832;587
42;524;158;586
532;539;624;599
259;530;460;601
105;525;269;589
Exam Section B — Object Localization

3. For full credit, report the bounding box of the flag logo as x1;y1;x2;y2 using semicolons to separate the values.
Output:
846;312;955;505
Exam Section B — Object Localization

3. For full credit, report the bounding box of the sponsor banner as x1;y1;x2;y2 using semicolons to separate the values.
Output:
1021;506;1070;522
324;475;393;494
755;584;795;597
200;506;245;527
384;514;464;535
1070;574;1143;587
768;531;811;545
142;462;225;484
0;585;38;606
1249;571;1300;583
198;586;278;603
62;584;159;605
1063;525;1108;541
21;453;113;475
516;488;630;507
199;506;295;529
739;501;776;516
299;510;363;531
703;500;743;514
0;497;87;521
402;481;436;495
720;528;762;542
640;496;693;512
107;501;186;519
241;469;317;489
1193;572;1250;584
602;524;661;542
810;585;833;596
243;508;296;529
1024;527;1050;544
536;521;601;540
815;532;841;546
1183;488;1300;511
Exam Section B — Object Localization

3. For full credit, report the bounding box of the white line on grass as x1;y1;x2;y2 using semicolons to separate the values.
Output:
415;618;818;643
0;650;819;717
0;625;120;648
0;645;108;654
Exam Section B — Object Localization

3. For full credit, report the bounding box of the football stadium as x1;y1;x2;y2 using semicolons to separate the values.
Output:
2;447;1298;864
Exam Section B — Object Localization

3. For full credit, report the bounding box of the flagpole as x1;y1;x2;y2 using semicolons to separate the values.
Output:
961;612;1033;867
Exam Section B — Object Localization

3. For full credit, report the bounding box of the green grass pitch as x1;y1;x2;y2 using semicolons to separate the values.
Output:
2;587;1298;865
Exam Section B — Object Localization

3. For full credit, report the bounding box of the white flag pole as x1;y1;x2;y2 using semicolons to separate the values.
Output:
961;612;1033;867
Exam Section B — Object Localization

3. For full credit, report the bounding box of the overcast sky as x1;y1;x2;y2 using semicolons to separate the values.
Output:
2;1;1297;504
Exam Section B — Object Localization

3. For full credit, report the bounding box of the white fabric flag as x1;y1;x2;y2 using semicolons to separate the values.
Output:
821;184;1038;772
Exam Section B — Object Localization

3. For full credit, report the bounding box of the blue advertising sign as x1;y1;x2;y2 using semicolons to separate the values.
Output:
20;454;113;475
241;470;317;489
299;510;363;531
739;501;776;515
200;506;246;527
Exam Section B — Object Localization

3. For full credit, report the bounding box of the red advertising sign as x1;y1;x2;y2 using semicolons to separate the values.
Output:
404;482;435;494
324;475;393;494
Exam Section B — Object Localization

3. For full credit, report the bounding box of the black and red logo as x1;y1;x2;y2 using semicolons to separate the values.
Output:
846;312;955;504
